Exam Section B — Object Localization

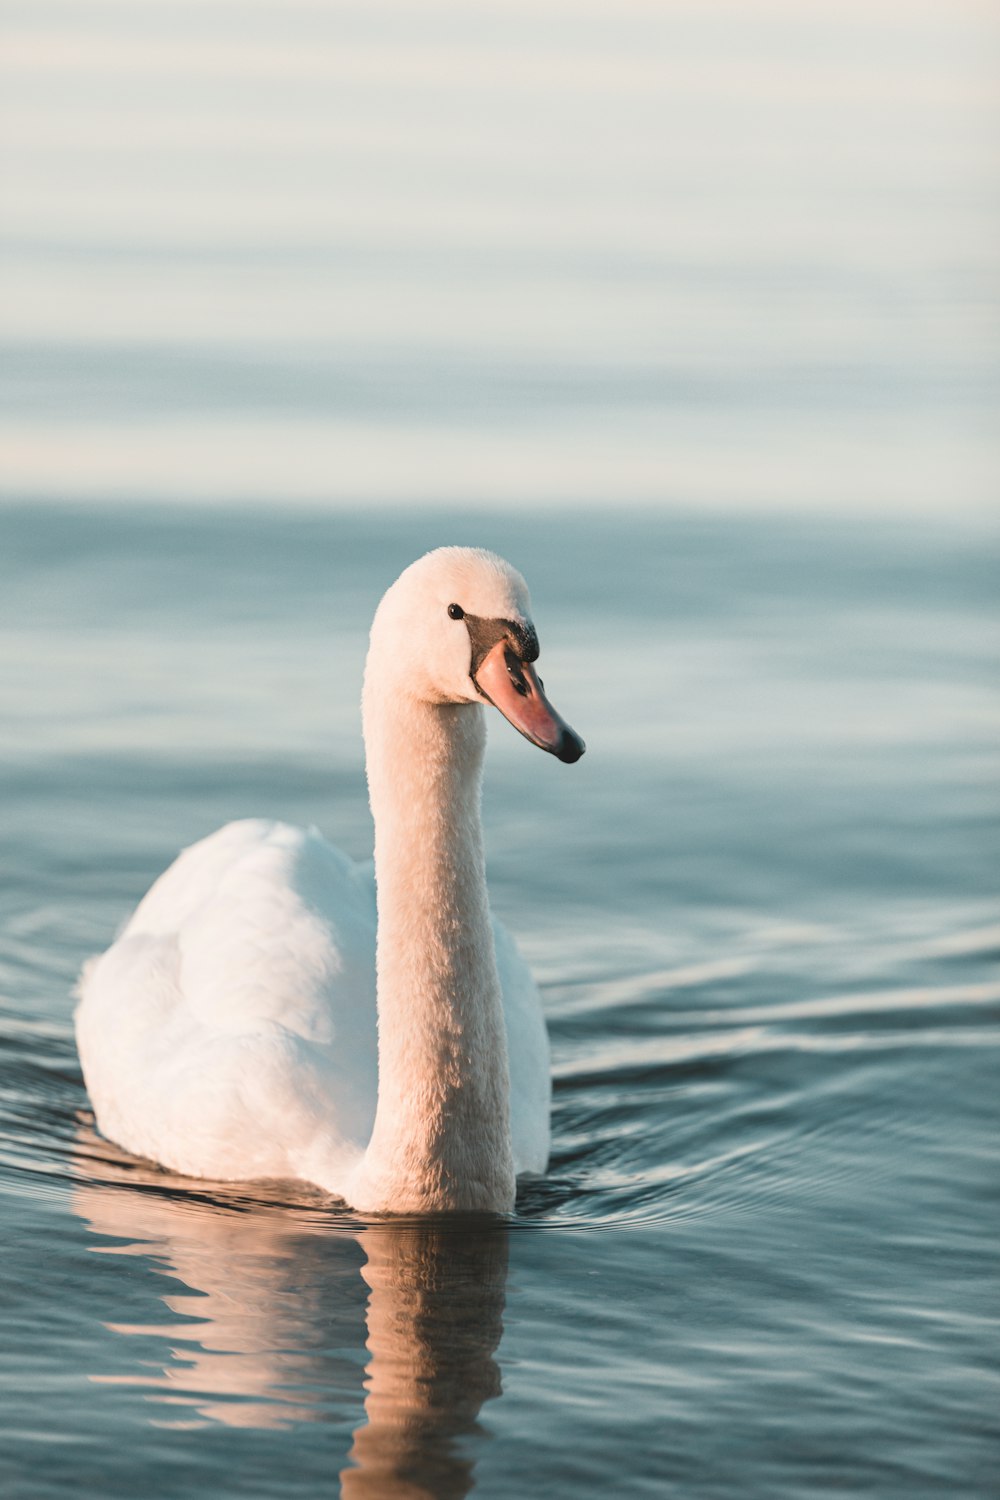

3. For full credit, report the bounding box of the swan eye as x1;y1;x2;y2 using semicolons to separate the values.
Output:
447;603;465;620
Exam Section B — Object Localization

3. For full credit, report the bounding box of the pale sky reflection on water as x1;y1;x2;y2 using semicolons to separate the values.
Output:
1;0;997;515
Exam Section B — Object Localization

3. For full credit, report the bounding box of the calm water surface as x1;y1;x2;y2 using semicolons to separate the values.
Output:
1;505;997;1497
2;0;997;515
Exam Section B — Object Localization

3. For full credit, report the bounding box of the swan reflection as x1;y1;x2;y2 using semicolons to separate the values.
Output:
72;1130;509;1495
343;1223;507;1499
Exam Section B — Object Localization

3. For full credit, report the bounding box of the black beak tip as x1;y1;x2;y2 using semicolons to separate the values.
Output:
556;730;586;765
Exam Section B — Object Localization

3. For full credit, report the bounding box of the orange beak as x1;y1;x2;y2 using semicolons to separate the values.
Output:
473;640;585;764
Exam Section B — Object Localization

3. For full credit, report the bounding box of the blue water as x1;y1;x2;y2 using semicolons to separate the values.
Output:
1;504;998;1497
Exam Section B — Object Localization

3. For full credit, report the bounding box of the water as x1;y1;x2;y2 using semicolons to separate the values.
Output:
2;0;999;1493
1;1;997;516
1;504;998;1497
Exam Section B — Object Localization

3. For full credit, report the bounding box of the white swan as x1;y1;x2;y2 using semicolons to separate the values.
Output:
76;547;584;1215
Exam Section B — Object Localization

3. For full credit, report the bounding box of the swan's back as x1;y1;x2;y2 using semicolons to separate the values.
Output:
76;820;380;1185
76;819;550;1192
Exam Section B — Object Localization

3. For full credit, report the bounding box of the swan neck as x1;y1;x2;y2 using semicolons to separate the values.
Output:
355;680;514;1214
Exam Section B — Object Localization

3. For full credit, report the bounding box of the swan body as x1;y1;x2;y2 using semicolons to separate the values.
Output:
76;548;584;1214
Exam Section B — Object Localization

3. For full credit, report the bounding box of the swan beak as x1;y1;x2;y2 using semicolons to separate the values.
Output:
473;640;585;764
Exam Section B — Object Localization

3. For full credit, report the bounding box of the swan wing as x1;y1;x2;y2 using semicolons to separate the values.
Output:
76;820;378;1188
77;818;549;1191
493;917;551;1176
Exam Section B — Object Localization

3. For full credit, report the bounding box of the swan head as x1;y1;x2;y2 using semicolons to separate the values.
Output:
367;547;585;764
